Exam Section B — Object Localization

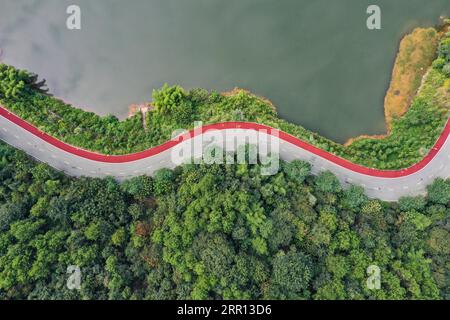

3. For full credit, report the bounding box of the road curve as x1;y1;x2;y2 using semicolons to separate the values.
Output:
1;105;450;201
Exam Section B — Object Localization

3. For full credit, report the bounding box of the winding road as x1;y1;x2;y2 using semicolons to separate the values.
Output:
1;105;449;201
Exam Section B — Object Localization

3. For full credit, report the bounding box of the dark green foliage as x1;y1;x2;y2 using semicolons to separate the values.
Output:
399;196;427;212
341;185;367;211
282;160;311;184
153;168;174;196
0;141;448;300
268;251;313;299
120;176;153;200
315;171;342;193
427;178;450;205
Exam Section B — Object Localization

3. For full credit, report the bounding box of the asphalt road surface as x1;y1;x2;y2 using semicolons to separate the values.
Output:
1;107;449;201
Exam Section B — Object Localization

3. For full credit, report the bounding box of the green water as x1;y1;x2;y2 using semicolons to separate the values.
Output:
1;0;449;142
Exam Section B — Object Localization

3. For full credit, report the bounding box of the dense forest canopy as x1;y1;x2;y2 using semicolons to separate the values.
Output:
0;141;448;300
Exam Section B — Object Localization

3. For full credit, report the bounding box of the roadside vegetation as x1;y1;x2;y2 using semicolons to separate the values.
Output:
0;25;449;170
0;141;449;299
383;27;440;130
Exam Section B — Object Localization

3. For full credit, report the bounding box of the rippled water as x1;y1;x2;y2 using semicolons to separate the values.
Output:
0;0;449;142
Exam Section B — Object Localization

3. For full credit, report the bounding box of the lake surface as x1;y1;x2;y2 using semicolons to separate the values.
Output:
1;0;449;142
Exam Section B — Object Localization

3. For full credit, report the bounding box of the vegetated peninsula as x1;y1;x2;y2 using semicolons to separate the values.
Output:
345;26;443;145
0;23;449;170
0;22;449;301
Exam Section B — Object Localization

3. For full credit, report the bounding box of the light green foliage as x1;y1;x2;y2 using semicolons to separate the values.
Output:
111;228;127;246
404;211;432;231
438;37;450;62
0;64;48;99
0;64;28;98
432;57;446;70
152;84;186;114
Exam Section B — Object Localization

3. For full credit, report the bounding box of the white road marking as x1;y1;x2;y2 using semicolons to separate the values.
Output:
2;112;450;202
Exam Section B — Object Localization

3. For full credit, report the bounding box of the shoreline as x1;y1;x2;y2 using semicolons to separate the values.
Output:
1;18;449;171
215;23;450;148
345;19;450;146
344;27;442;146
1;103;449;178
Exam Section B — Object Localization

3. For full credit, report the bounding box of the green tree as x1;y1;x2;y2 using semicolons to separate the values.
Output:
427;178;450;205
315;171;342;193
152;84;186;114
399;196;426;212
268;251;313;299
153;169;174;196
282;160;311;184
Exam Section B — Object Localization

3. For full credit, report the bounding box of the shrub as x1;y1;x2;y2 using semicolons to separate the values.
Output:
315;171;342;194
153;168;175;196
432;58;446;70
152;84;186;114
427;178;450;205
438;38;450;62
442;64;450;77
399;196;427;212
